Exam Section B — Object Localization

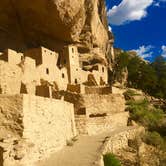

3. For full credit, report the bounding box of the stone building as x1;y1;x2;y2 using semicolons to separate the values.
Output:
0;45;109;96
0;45;131;166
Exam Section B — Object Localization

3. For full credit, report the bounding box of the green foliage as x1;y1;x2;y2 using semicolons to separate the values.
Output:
151;56;166;99
127;56;158;94
145;131;166;151
103;153;121;166
112;52;166;99
127;100;164;130
123;89;140;100
116;52;129;70
127;100;166;151
113;52;129;82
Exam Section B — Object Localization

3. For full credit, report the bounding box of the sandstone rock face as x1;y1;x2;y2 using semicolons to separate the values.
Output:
0;0;109;54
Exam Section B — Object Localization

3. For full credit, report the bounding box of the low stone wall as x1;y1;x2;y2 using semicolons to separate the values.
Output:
87;112;129;135
22;95;76;156
85;86;112;94
75;112;129;136
101;126;145;154
63;92;126;115
67;84;85;94
75;115;88;135
0;94;76;165
82;94;126;115
95;126;145;166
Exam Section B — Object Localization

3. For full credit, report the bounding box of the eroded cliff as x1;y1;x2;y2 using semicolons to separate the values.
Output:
0;0;109;56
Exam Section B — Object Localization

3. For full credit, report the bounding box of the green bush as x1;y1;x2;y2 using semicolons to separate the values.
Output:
123;89;140;100
103;153;121;166
145;131;166;151
126;100;164;130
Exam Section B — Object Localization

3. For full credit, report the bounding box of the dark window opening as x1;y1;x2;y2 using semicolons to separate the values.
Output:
46;68;49;74
75;79;78;84
72;48;74;53
89;113;107;118
62;73;65;78
21;56;24;61
77;108;86;115
76;68;78;71
102;67;104;72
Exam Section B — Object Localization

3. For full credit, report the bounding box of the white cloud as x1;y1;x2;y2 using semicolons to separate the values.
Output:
154;2;160;6
161;45;166;57
133;45;153;58
107;0;153;25
153;0;166;7
108;26;112;32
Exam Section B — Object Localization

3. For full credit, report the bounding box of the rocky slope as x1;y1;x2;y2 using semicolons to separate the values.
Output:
0;0;109;57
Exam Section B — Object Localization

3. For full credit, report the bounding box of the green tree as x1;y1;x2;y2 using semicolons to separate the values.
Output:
152;56;166;98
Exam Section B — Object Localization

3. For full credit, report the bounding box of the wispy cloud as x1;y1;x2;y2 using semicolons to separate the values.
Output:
161;45;166;57
107;0;153;25
153;0;166;7
133;45;153;58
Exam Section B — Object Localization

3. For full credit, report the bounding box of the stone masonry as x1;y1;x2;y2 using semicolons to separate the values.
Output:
0;44;130;166
0;94;76;166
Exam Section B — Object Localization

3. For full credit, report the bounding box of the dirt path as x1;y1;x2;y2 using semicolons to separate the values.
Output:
37;127;134;166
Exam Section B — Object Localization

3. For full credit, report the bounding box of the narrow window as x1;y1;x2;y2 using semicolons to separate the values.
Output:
62;73;65;78
46;68;49;74
102;67;104;73
21;56;24;61
75;79;78;84
72;47;74;53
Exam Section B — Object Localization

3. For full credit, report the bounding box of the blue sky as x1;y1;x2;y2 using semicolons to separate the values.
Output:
106;0;166;61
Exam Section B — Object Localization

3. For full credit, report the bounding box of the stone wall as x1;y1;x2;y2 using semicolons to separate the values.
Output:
0;95;23;138
22;95;76;156
82;94;126;115
75;115;88;135
85;86;112;94
0;61;22;94
0;94;76;165
63;92;126;115
87;112;129;135
101;126;145;154
67;84;85;94
75;112;129;135
95;126;145;166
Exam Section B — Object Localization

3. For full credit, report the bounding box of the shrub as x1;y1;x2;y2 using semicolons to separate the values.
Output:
123;89;140;100
145;131;166;151
126;100;164;130
103;153;121;166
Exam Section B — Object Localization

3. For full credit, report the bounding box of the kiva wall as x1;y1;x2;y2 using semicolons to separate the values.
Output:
0;94;76;164
75;112;129;136
22;95;76;156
